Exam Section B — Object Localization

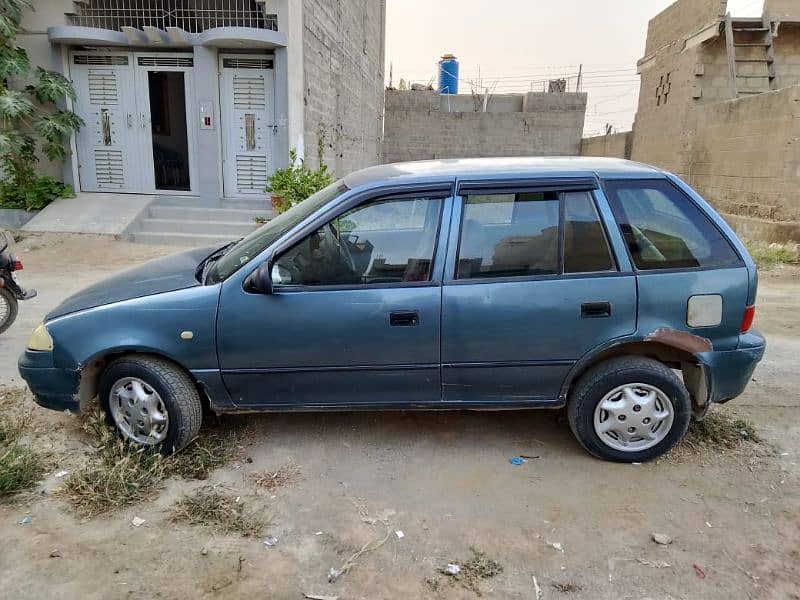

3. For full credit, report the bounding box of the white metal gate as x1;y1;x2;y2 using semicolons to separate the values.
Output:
71;51;197;194
71;53;142;192
219;54;275;197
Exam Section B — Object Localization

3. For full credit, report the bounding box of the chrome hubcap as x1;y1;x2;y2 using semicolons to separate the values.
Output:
593;383;674;452
109;377;169;445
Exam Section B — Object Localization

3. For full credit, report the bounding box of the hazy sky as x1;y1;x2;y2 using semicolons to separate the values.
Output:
385;0;764;136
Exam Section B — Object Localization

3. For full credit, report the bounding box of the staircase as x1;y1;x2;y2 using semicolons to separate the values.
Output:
725;15;777;98
125;196;276;247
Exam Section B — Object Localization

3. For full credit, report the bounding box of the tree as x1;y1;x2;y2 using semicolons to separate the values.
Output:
0;0;83;210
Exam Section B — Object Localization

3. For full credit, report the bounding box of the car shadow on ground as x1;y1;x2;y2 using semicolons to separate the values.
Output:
210;407;585;461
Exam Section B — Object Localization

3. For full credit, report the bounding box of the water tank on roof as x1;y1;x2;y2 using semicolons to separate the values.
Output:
438;54;459;95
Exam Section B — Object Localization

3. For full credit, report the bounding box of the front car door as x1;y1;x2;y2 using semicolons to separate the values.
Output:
441;178;637;404
216;184;453;408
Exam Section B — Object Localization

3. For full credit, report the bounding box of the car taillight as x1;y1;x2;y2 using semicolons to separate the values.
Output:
741;305;755;333
12;259;23;271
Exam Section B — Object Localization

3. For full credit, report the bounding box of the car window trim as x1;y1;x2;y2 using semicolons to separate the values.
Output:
446;269;632;287
450;185;618;283
270;188;452;292
601;178;745;274
458;177;599;195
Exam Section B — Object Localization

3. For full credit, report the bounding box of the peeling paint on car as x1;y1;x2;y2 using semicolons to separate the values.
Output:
646;328;714;354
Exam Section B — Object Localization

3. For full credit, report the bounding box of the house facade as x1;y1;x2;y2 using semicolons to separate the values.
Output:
19;1;386;201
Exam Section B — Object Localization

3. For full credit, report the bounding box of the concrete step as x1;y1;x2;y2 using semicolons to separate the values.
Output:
137;218;258;236
155;195;274;212
148;205;269;222
129;231;241;247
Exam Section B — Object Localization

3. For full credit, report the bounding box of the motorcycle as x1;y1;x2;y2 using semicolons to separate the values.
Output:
0;231;37;334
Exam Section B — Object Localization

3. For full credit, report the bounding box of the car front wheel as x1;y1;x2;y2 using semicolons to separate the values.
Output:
98;355;202;454
568;356;691;462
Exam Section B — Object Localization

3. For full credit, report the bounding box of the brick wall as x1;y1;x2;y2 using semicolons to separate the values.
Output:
632;45;702;177
689;86;800;222
766;0;800;21
580;132;632;159
302;0;386;177
382;90;587;164
645;0;727;56
774;24;800;90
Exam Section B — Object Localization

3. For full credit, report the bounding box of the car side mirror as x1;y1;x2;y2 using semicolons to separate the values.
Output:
245;261;273;295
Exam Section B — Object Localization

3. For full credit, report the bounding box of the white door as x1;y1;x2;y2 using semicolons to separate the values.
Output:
71;53;144;192
219;55;275;197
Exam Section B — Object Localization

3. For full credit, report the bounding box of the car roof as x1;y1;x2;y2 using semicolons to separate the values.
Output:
344;157;664;189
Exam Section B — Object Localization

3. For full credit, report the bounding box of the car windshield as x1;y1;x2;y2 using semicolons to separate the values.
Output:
206;180;349;283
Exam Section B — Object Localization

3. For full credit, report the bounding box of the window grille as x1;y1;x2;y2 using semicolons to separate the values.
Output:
67;1;278;33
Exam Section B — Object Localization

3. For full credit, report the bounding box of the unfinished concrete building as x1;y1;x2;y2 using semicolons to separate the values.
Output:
383;89;588;163
583;0;800;242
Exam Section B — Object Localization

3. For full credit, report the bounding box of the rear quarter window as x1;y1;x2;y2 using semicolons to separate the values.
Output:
604;179;741;271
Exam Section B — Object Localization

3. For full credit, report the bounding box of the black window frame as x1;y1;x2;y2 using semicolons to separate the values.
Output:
602;177;744;274
451;185;619;284
269;190;449;293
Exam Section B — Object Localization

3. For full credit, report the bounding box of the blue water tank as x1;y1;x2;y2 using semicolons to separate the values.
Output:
438;54;459;95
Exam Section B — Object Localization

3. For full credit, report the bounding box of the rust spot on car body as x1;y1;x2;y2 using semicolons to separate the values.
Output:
646;328;713;354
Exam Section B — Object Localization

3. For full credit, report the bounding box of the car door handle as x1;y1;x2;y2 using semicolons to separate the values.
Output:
390;310;420;327
581;302;612;319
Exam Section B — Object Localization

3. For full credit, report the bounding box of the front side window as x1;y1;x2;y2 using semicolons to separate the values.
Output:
604;179;740;271
456;190;615;280
207;181;348;283
272;196;443;287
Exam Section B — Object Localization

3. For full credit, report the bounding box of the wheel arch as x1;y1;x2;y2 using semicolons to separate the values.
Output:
560;336;711;419
77;348;210;412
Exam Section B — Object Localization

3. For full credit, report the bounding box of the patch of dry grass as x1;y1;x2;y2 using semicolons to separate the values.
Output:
688;410;761;448
552;581;582;593
61;412;246;517
61;413;167;516
168;425;245;481
170;487;266;537
430;548;504;597
666;408;766;464
746;241;800;270
0;391;46;498
248;463;301;491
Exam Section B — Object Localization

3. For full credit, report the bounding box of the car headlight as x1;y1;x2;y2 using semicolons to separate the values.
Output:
27;323;54;351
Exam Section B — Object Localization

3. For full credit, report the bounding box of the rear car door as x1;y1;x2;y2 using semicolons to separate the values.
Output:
441;178;637;404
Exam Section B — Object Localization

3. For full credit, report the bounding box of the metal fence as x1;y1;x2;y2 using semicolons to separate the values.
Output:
67;0;278;33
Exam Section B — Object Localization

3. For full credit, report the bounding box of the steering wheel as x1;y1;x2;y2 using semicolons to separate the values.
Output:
329;223;357;272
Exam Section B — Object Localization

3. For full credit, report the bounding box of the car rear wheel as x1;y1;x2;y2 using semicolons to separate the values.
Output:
98;355;202;454
568;356;691;462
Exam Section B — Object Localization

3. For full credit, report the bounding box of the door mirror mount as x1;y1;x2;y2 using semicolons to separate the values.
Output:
245;261;273;295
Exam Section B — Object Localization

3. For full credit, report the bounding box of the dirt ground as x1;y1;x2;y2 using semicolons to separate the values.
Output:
0;233;798;600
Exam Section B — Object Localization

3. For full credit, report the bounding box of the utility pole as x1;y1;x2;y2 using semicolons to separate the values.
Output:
577;64;583;93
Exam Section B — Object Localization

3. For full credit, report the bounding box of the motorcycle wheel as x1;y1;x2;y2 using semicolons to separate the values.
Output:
0;287;18;334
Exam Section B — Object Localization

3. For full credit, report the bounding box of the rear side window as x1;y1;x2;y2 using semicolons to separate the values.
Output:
456;190;615;280
604;179;740;271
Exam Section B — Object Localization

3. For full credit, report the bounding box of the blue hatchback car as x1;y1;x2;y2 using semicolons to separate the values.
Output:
19;158;765;462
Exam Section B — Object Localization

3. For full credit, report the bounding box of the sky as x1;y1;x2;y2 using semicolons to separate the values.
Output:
385;0;765;137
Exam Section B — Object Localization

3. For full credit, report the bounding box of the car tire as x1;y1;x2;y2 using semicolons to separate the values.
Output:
0;287;18;334
568;356;691;463
98;355;202;454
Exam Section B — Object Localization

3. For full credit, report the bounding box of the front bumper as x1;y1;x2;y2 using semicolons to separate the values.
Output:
698;330;766;404
18;350;80;412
